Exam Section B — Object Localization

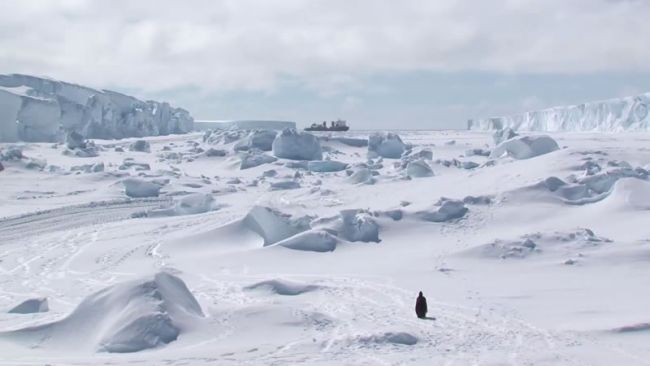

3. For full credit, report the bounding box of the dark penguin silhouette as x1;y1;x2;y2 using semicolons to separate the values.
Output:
415;291;427;318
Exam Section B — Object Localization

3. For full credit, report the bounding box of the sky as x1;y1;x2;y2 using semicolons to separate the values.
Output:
1;0;650;129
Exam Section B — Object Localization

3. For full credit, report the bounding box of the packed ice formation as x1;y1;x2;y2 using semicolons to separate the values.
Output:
468;92;650;132
0;74;193;142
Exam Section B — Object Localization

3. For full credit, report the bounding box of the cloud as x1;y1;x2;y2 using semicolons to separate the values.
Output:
0;0;649;96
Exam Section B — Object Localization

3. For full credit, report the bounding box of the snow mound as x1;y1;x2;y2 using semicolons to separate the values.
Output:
122;178;163;198
242;206;310;246
416;200;468;222
234;130;277;151
465;229;611;259
490;135;559;159
613;323;650;333
468;92;650;132
272;230;338;252
2;272;203;353
406;159;434;178
368;133;406;159
356;332;418;346
147;194;218;217
0;74;193;142
244;279;321;296
8;298;49;314
272;128;322;161
308;160;349;173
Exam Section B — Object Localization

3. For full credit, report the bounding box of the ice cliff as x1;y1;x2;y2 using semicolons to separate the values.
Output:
0;74;193;142
468;92;650;132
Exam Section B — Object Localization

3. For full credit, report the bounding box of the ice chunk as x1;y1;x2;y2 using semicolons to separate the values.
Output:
417;200;468;222
406;160;434;178
334;209;381;243
122;178;162;198
490;135;559;160
129;140;151;153
147;193;217;217
240;150;278;170
273;230;338;252
368;133;406;159
242;206;310;246
65;131;86;149
492;128;518;145
269;180;301;190
8;298;49;314
205;148;227;157
234;130;277;151
308;160;349;173
272;128;322;161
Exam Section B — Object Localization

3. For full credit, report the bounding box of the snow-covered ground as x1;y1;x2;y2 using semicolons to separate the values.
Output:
1;129;649;365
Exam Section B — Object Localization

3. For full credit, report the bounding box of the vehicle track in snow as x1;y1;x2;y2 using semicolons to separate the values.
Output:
0;198;171;242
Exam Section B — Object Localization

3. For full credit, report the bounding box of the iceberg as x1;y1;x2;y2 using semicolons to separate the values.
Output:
0;74;193;142
468;92;650;132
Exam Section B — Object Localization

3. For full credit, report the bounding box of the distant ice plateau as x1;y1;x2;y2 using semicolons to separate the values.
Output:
0;74;193;142
468;92;650;132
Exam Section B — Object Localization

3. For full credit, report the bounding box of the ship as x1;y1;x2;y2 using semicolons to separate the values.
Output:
305;119;350;132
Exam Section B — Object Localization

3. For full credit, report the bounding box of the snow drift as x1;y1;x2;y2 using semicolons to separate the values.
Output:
244;279;322;296
0;74;193;142
1;272;203;353
8;298;49;314
468;92;650;132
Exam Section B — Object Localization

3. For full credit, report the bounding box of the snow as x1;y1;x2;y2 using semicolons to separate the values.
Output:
0;74;193;143
1;129;650;365
194;120;296;131
368;132;407;158
490;134;560;159
1;272;202;353
272;128;322;161
468;92;650;132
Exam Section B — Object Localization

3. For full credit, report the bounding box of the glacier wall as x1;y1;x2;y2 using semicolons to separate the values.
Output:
468;92;650;132
0;74;193;142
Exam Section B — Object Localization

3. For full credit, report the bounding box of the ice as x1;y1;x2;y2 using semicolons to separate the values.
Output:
129;140;151;153
269;180;301;190
8;298;48;314
205;148;227;157
308;160;349;173
239;150;278;169
348;168;376;184
122;178;162;198
492;127;518;145
0;74;193;143
65;131;86;150
272;128;322;161
147;193;217;217
272;230;339;252
242;206;310;246
194;120;295;131
330;209;381;243
416;200;468;222
233;130;277;152
368;133;407;159
2;272;203;353
468;92;650;131
406;160;434;178
490;135;559;159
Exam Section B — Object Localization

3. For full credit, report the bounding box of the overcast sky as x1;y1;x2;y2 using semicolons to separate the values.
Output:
1;0;649;129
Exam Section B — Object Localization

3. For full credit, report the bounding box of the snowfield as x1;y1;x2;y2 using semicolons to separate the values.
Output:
1;129;649;365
